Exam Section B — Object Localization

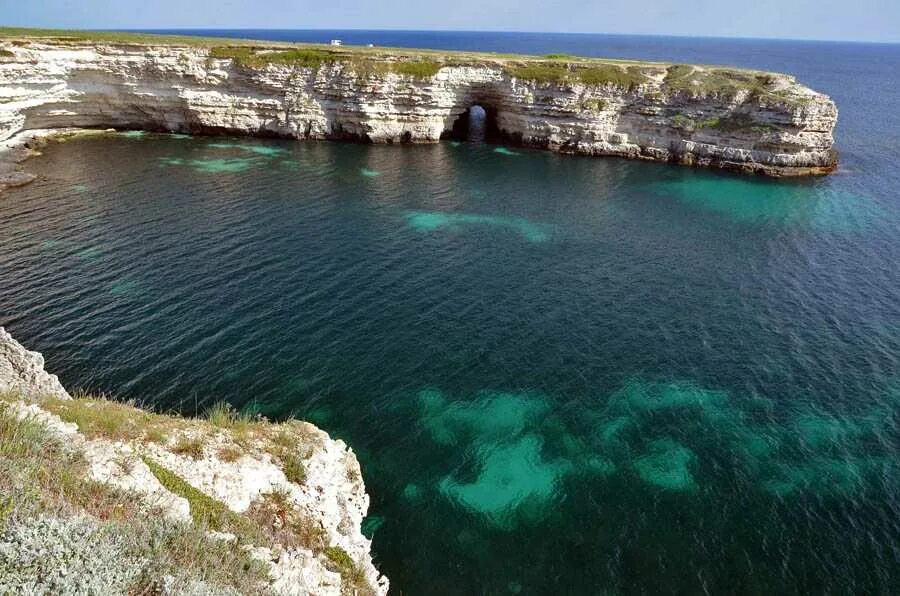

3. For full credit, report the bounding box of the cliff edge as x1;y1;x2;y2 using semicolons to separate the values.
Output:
0;29;837;180
0;327;389;595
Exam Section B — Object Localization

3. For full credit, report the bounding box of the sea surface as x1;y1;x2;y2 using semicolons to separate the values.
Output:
2;32;899;594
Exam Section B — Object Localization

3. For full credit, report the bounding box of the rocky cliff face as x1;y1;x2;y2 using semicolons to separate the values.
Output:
0;327;70;399
0;38;837;176
0;327;389;595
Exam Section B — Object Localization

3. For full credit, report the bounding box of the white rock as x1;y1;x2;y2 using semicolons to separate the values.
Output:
0;327;71;400
0;41;837;180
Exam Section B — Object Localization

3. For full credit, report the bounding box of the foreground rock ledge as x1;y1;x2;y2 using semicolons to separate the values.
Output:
0;33;837;178
0;327;389;595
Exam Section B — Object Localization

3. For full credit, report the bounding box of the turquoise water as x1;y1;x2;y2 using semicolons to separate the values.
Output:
2;132;897;593
2;34;900;593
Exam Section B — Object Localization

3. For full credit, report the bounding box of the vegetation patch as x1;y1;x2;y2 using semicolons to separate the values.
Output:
281;452;307;485
391;59;442;79
40;396;183;444
0;400;269;593
324;546;374;595
172;435;205;459
217;445;242;463
577;64;648;89
662;64;808;107
509;62;648;89
0;48;14;58
669;112;778;134
581;98;609;113
245;489;326;552
204;401;254;438
142;456;267;545
210;46;340;69
507;63;571;84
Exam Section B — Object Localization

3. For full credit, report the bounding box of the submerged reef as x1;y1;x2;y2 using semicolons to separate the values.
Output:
416;382;897;530
405;211;551;242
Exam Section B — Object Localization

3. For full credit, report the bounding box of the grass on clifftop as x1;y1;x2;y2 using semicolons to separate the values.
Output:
0;392;373;594
0;398;270;594
141;456;268;543
505;62;650;89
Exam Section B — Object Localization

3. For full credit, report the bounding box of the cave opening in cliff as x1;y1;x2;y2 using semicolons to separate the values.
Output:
447;104;500;143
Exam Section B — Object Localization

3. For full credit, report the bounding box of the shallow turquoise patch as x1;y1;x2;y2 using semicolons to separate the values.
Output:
168;133;191;139
648;175;878;230
439;434;571;530
794;413;865;451
419;389;551;446
493;147;520;156
361;168;381;177
109;279;142;297
404;210;550;243
633;438;698;491
208;142;287;156
71;184;89;193
189;158;260;173
761;456;874;497
158;157;185;167
402;483;423;501
75;246;103;261
120;130;146;138
607;380;732;419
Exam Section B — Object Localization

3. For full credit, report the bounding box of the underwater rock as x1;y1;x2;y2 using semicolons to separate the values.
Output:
439;434;571;530
632;438;698;492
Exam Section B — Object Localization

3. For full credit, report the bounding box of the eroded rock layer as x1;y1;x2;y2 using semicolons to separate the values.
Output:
0;39;837;176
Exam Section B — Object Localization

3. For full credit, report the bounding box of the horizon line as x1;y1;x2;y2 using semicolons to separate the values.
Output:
7;25;897;46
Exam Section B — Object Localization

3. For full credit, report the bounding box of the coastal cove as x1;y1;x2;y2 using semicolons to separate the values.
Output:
1;31;899;595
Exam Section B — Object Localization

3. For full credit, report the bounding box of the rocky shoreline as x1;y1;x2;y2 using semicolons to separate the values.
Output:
0;32;837;179
0;327;389;595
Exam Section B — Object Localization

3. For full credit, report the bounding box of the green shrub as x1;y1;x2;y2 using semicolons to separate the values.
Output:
508;63;570;84
245;489;327;552
281;452;307;485
209;46;337;69
702;113;777;133
544;53;575;60
142;457;267;545
172;436;204;460
324;546;354;572
581;98;608;113
0;49;14;58
204;401;253;430
324;546;374;595
391;59;442;79
217;445;242;463
577;65;647;89
0;515;144;594
670;114;695;130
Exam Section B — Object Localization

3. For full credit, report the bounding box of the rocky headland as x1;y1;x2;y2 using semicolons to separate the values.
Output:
0;327;389;595
0;28;837;187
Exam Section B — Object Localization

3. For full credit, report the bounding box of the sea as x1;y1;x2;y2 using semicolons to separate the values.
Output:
1;30;898;594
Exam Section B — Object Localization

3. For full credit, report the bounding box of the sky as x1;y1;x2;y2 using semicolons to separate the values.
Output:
3;0;898;43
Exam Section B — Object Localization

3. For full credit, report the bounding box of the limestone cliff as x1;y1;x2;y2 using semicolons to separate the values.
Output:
0;34;837;178
0;327;389;595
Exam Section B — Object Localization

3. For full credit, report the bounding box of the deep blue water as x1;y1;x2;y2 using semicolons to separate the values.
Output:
3;32;900;594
